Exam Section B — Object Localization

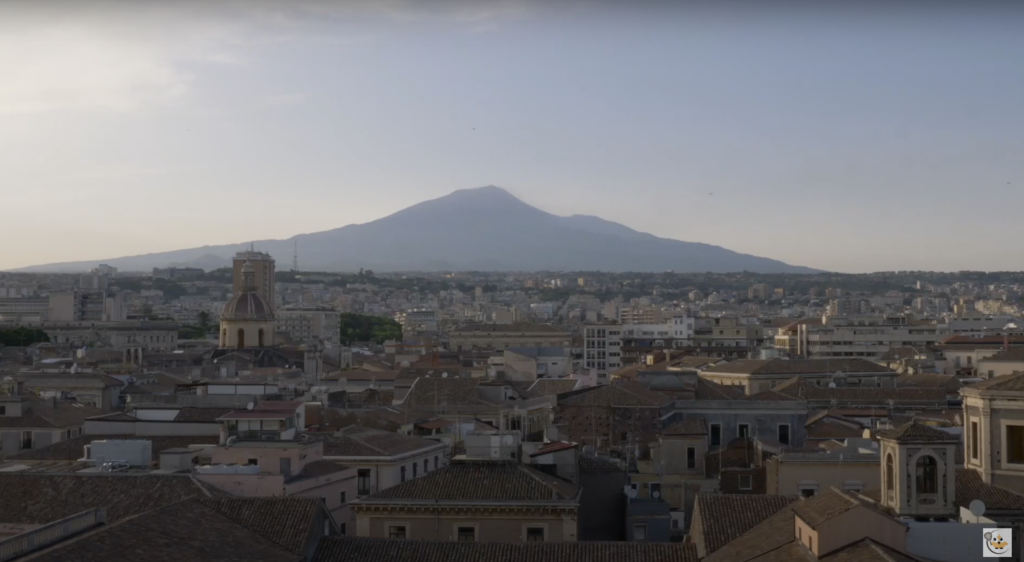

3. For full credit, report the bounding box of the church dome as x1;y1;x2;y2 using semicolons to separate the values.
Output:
222;259;273;321
222;292;272;320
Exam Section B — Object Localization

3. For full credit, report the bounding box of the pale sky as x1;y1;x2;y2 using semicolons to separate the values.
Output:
2;1;1023;273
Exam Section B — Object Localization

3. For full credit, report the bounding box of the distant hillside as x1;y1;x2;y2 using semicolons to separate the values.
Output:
12;186;822;274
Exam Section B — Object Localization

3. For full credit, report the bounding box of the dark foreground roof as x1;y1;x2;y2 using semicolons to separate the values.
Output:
23;500;302;562
360;461;579;503
313;537;698;562
198;497;323;555
0;473;218;525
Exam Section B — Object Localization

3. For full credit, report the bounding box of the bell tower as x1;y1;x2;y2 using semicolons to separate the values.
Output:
878;421;958;519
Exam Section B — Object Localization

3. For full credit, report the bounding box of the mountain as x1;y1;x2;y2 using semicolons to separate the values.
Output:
12;186;821;274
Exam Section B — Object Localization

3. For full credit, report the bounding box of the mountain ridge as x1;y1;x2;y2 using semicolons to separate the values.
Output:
11;186;822;274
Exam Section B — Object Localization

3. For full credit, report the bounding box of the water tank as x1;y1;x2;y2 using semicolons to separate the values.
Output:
87;440;152;467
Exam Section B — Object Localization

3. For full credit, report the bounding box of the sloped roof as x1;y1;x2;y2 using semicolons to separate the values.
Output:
693;493;798;556
895;373;961;391
955;468;1024;511
703;359;893;376
558;380;670;408
313;537;698;562
791;488;863;528
662;417;708;436
877;421;958;443
305;425;443;458
25;500;301;562
198;497;322;555
962;372;1024;393
0;473;217;525
359;461;579;503
0;398;106;429
526;378;580;397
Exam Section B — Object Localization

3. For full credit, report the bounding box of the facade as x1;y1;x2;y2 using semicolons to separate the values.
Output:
233;250;277;313
220;260;276;349
961;373;1024;495
501;347;570;382
277;306;341;345
877;421;959;519
42;321;178;351
690;317;765;356
152;267;204;280
775;315;945;360
582;325;622;384
351;460;581;542
936;334;1024;376
765;439;880;497
0;297;49;323
0;381;104;457
448;323;571;352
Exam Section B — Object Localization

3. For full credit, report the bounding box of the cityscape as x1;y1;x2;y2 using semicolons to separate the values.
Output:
3;2;1024;562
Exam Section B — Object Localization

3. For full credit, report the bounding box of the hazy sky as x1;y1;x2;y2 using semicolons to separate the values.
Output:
2;1;1023;273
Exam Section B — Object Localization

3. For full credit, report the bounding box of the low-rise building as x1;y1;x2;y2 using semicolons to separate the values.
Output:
765;438;880;497
700;358;897;396
350;460;581;542
196;440;357;532
277;306;341;345
306;425;449;497
449;323;571;352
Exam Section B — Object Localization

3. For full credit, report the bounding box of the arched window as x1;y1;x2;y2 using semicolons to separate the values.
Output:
916;455;937;494
886;453;894;491
258;328;265;348
237;328;245;349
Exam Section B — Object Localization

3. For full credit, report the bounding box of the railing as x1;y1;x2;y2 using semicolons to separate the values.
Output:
0;509;106;562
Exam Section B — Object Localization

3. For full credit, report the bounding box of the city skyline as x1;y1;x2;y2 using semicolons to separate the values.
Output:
2;1;1023;272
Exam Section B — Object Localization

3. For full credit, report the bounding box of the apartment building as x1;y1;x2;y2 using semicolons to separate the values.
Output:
774;315;945;360
585;319;694;382
276;306;341;345
690;317;765;356
448;323;571;352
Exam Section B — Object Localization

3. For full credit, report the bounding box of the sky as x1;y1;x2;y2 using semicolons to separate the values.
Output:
2;1;1023;273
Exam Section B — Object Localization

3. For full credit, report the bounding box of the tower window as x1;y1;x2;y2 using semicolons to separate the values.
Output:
915;455;937;494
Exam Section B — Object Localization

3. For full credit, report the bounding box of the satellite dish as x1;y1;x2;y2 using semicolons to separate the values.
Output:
442;372;449;378
626;487;638;499
970;499;987;517
246;402;254;410
828;382;837;388
502;435;514;445
652;490;661;499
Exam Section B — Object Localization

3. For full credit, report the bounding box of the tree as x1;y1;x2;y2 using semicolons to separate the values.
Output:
339;313;403;345
197;311;211;330
0;327;50;347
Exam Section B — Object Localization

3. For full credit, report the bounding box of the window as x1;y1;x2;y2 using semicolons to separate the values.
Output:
413;462;418;478
633;524;647;541
650;482;661;498
434;456;439;470
971;421;980;460
687;447;696;469
967;356;972;365
778;424;790;446
401;466;407;482
340;523;346;536
1007;425;1024;464
916;455;938;494
989;370;995;378
457;527;476;542
0;406;5;415
340;491;346;504
388;526;406;539
886;454;894;491
739;474;752;490
357;469;371;495
526;527;545;542
424;459;429;473
801;487;816;498
21;431;32;449
738;424;749;439
710;424;721;447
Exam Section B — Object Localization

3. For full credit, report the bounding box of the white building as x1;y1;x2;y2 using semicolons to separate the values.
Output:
276;306;341;345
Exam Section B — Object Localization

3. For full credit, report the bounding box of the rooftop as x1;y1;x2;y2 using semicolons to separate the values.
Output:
313;537;698;562
703;358;894;376
450;323;569;334
305;425;444;457
357;460;579;503
877;421;959;443
692;493;798;556
7;435;219;462
661;417;708;437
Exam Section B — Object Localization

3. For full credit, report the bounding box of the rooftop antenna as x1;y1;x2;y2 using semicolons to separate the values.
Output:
293;240;299;272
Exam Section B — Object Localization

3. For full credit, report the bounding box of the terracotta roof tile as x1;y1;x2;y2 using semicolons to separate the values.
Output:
692;493;798;556
306;426;444;458
357;461;579;503
313;537;698;562
198;497;322;555
662;417;708;436
955;468;1024;511
703;359;893;376
877;421;958;443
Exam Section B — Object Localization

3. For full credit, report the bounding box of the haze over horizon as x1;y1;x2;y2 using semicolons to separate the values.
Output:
2;1;1023;273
